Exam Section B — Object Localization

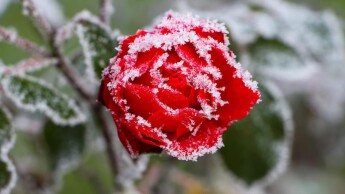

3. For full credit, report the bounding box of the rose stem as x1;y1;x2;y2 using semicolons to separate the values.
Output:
99;0;113;25
0;27;51;57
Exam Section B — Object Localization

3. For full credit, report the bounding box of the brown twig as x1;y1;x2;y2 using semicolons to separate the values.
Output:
99;0;113;25
93;104;123;191
0;27;51;57
21;0;54;37
53;47;95;103
3;57;58;76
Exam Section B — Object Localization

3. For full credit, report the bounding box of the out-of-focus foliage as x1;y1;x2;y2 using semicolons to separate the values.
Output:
221;83;292;186
0;0;345;194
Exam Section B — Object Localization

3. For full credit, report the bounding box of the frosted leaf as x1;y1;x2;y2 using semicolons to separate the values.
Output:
35;120;87;194
56;10;118;83
0;156;16;194
1;75;86;126
43;120;85;172
249;0;345;71
0;107;17;194
76;20;117;82
306;71;345;123
247;38;316;81
0;108;12;149
220;82;293;187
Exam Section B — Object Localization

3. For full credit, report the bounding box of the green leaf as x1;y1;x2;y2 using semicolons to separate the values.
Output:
0;107;16;194
301;13;343;66
43;120;86;171
247;38;315;80
0;108;12;147
249;38;303;69
76;18;118;81
220;83;293;185
1;75;86;125
0;160;12;190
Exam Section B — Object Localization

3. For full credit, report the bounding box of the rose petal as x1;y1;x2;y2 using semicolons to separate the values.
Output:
175;108;205;138
148;110;179;132
193;27;225;44
161;61;192;97
123;83;164;118
166;121;224;161
147;108;205;138
135;48;164;69
120;117;168;147
175;43;206;71
165;74;191;97
210;48;260;126
116;117;162;157
157;88;189;109
188;88;200;109
133;49;164;87
98;79;126;115
117;30;148;59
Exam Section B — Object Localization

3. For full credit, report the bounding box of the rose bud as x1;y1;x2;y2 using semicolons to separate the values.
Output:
98;11;260;161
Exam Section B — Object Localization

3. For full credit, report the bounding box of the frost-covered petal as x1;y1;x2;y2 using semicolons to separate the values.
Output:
123;83;164;118
156;89;189;110
166;121;224;161
116;117;162;157
209;48;260;127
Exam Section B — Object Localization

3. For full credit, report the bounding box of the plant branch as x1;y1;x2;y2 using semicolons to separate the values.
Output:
99;0;114;25
53;47;95;103
21;0;54;37
51;35;122;191
93;104;123;191
0;27;51;57
52;45;122;191
3;57;58;76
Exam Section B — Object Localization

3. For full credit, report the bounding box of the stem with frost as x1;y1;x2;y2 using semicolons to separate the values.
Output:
0;27;50;57
99;0;113;25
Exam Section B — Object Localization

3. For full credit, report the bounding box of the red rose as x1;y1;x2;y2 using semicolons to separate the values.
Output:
98;11;260;161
